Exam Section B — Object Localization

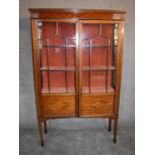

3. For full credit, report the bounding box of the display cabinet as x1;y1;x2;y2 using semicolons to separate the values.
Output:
30;9;125;146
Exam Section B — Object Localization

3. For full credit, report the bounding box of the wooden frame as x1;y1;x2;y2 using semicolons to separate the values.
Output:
30;9;125;146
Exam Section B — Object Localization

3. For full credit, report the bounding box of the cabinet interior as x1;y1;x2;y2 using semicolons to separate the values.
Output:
38;21;118;94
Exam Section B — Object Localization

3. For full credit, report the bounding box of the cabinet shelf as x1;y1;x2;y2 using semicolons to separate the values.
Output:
43;45;76;48
82;45;117;48
40;66;75;71
42;87;75;94
42;45;117;48
82;66;116;71
82;86;115;93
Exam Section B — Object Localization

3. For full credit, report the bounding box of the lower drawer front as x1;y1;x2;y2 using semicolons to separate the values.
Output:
42;95;76;117
80;95;114;116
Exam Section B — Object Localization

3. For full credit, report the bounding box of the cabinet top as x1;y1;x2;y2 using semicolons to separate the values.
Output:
29;8;126;20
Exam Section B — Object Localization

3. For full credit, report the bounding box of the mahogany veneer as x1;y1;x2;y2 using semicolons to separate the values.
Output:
30;8;125;146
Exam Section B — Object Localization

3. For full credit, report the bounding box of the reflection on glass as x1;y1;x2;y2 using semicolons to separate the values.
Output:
114;24;118;46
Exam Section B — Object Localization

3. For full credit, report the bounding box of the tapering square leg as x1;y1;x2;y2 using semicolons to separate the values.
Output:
113;118;118;143
43;120;47;134
38;119;44;146
108;118;112;132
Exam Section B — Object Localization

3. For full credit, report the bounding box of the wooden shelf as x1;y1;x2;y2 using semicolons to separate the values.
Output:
42;87;75;94
43;45;76;48
82;45;117;48
42;45;117;48
82;86;115;93
40;66;75;71
82;66;116;71
42;86;114;94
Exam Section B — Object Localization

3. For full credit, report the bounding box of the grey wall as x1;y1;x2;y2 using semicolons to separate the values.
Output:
19;0;135;129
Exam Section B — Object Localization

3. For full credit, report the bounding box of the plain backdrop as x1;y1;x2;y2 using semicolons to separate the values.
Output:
19;0;135;129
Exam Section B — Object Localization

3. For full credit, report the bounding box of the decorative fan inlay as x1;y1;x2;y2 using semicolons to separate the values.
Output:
47;99;71;111
88;99;111;110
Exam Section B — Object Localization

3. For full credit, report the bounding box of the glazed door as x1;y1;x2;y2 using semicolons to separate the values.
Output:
37;20;78;117
36;19;119;117
79;20;119;117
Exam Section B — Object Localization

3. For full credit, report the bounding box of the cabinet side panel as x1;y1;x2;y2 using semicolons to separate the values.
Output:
114;21;124;116
31;19;42;116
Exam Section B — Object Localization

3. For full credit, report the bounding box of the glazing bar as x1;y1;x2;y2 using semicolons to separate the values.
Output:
46;38;51;93
89;39;92;93
65;38;68;93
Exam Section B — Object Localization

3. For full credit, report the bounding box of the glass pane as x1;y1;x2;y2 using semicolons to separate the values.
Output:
41;71;49;93
50;71;66;93
82;71;89;93
107;70;116;92
91;71;106;93
81;23;118;93
82;70;115;93
67;71;75;93
38;21;76;94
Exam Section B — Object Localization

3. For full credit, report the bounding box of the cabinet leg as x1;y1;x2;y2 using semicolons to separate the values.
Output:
108;118;112;132
38;119;44;146
113;118;118;143
44;120;47;134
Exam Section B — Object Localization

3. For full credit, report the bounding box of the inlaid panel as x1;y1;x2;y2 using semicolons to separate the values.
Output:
42;95;76;117
80;95;114;117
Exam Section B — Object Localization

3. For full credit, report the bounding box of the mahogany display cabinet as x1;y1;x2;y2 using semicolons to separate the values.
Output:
29;9;125;146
